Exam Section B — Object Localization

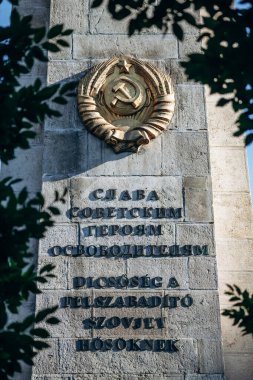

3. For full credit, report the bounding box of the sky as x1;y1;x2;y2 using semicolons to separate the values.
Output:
0;0;252;203
0;0;11;26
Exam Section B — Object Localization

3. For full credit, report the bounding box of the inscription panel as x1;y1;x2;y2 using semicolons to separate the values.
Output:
35;173;223;376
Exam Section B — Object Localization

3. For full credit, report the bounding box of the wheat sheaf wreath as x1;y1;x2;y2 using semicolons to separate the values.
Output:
77;56;175;153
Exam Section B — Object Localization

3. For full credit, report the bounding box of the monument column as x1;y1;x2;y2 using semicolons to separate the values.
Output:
32;1;225;379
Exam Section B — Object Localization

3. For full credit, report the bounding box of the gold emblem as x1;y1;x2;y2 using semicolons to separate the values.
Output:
77;56;175;153
105;75;146;115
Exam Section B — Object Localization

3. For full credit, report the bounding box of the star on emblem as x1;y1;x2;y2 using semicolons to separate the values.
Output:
117;59;132;74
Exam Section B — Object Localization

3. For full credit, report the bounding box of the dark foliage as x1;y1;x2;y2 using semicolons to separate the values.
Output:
92;0;253;145
0;0;76;378
223;285;253;336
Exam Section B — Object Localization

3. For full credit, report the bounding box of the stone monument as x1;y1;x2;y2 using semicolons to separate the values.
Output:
2;0;252;379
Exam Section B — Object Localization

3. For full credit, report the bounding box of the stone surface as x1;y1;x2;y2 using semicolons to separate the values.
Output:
189;258;218;290
58;339;198;374
85;135;162;176
43;131;88;176
33;376;184;380
92;289;164;338
32;339;58;375
176;223;215;256
70;176;183;214
39;224;78;255
18;74;47;88
213;193;252;239
220;314;253;353
12;364;32;380
186;376;224;380
169;60;193;85
127;258;189;290
218;271;253;306
37;257;69;289
210;148;249;192
47;61;90;84
0;146;43;193
79;222;175;248
28;0;232;378
207;55;253;377
25;61;47;78
36;291;92;338
197;339;224;373
68;257;126;290
164;291;221;339
216;238;253;271
19;0;50;7
89;6;161;35
41;179;70;223
73;34;178;60
9;294;35;324
179;35;202;58
223;354;253;380
50;0;89;34
44;96;83;131
162;132;209;176
18;5;50;27
48;35;72;60
183;177;213;222
206;100;244;147
175;85;206;131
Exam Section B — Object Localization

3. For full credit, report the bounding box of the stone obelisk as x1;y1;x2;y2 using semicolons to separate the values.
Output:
3;1;252;379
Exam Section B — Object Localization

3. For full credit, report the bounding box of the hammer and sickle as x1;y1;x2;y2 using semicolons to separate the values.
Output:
111;76;142;109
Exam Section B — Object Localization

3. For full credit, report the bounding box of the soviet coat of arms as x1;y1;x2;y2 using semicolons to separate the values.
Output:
77;56;175;153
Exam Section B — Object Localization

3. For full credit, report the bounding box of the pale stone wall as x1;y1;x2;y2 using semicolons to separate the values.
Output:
31;1;224;379
2;0;252;379
207;94;253;380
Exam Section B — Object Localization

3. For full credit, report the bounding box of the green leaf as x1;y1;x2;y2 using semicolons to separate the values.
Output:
216;98;231;107
31;46;47;62
36;277;48;284
47;24;64;39
34;78;42;91
0;307;7;328
33;340;50;350
234;285;242;295
46;317;60;325
48;206;61;215
31;328;50;338
36;84;60;101
35;306;58;323
39;263;55;275
172;23;183;41
183;12;197;26
34;27;46;43
56;39;70;47
245;134;253;145
21;315;35;331
59;81;78;95
22;355;34;366
18;188;28;203
61;29;73;36
52;97;68;105
11;8;20;26
25;54;34;69
42;42;61;52
229;296;241;302
91;0;104;7
22;15;32;24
